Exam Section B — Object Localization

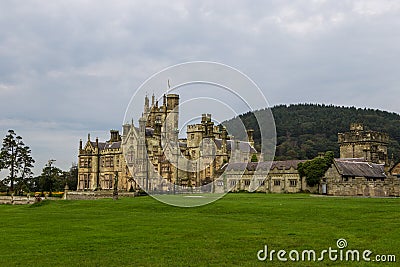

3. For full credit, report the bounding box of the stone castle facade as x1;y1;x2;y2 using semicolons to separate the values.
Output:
77;93;400;197
77;130;133;191
338;123;389;165
78;93;257;192
324;123;399;196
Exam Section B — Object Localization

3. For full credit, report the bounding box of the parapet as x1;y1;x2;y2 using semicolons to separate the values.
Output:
338;124;389;144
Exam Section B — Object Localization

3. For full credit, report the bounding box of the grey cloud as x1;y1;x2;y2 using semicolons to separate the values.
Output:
0;0;399;173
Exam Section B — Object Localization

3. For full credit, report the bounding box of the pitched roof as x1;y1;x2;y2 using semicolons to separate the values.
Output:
335;159;386;178
90;141;121;150
271;160;306;170
214;138;257;153
223;160;305;172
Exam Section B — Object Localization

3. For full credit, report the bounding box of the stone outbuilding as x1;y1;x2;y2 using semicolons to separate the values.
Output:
325;158;400;196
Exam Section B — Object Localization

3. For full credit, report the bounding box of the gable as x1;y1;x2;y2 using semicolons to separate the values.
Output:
83;141;95;152
391;162;400;176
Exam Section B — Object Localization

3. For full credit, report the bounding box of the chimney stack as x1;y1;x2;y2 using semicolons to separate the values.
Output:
221;127;227;154
247;129;254;147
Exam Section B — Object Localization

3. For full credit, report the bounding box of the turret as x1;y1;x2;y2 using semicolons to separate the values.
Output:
144;95;149;113
221;126;227;153
139;115;146;133
247;129;254;147
154;117;162;136
339;123;389;165
166;94;179;111
350;123;364;131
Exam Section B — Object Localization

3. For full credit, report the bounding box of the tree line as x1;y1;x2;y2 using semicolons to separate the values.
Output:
0;130;77;195
224;104;400;162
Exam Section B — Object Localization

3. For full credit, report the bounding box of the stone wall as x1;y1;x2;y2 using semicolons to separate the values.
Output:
65;191;138;200
327;179;400;197
0;195;37;205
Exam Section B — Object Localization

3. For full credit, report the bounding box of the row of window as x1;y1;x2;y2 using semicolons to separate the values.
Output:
79;174;116;189
79;158;92;168
101;174;114;189
228;179;298;187
79;156;121;168
101;156;118;168
79;174;91;189
343;176;385;182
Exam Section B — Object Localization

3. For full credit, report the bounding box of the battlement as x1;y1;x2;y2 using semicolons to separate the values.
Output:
350;123;364;131
201;113;212;123
187;125;204;132
166;94;179;111
338;130;389;144
339;123;389;165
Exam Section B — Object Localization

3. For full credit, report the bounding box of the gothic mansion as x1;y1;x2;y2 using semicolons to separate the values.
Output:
77;94;400;196
78;93;257;192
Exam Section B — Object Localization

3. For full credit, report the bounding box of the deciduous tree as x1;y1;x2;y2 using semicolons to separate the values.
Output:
298;151;334;187
39;160;63;193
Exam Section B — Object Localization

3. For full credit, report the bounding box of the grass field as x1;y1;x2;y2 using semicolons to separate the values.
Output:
0;193;399;266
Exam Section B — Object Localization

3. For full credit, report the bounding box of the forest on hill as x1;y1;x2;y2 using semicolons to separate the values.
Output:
224;104;400;162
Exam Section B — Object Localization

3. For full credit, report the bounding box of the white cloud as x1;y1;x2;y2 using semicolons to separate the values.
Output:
0;83;15;92
352;0;400;16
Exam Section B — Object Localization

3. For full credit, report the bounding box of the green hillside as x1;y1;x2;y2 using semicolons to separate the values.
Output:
225;104;400;161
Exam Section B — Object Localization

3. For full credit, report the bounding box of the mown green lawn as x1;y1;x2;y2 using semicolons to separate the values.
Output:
0;194;399;266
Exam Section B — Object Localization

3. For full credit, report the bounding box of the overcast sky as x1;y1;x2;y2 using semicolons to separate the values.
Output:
0;0;399;175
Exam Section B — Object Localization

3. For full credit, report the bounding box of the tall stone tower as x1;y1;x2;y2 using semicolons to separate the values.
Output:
338;123;389;165
163;94;180;142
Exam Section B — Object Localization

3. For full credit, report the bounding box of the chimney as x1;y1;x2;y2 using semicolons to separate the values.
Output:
110;130;119;142
88;133;90;141
96;137;99;148
221;127;227;154
247;129;254;147
201;114;207;123
154;117;162;135
79;139;82;150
